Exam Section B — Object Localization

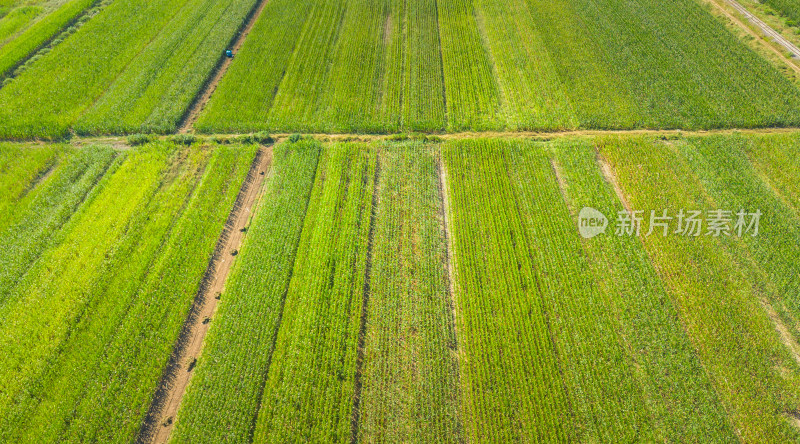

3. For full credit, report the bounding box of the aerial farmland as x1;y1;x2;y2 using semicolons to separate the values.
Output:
1;0;800;442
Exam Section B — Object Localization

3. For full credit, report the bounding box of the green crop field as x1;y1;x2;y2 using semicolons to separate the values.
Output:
4;0;800;442
193;0;800;133
0;133;799;442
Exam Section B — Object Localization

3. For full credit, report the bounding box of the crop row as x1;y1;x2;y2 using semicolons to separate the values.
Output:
251;143;377;442
599;135;800;441
172;140;470;442
444;139;655;441
197;0;800;134
171;140;321;442
551;140;735;441
0;0;259;139
356;144;462;442
0;142;256;443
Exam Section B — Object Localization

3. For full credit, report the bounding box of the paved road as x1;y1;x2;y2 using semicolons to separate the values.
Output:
725;0;800;59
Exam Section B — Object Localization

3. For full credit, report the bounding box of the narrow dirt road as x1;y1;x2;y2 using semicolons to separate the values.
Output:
139;146;273;444
178;0;272;133
724;0;800;59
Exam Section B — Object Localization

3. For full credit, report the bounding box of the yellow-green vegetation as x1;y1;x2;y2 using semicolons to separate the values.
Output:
5;132;800;442
0;141;257;443
600;135;800;441
194;0;800;134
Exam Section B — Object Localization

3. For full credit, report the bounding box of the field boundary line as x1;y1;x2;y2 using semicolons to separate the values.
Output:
137;146;273;444
177;0;271;133
703;0;800;76
436;151;468;442
596;154;634;213
349;152;381;444
12;126;800;146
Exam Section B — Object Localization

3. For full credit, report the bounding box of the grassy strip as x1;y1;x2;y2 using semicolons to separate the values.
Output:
474;0;575;130
252;143;377;442
437;0;502;131
357;143;463;442
264;0;348;132
552;139;736;441
0;146;167;435
599;135;800;441
171;140;320;442
0;145;116;304
316;0;392;133
503;141;654;441
443;139;570;441
401;0;446;132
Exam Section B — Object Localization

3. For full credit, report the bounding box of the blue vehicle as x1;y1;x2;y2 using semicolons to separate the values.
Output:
225;49;233;58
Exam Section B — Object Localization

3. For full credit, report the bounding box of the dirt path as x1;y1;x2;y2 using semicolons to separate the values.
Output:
724;0;800;59
138;146;273;444
49;126;800;149
705;0;800;76
178;0;271;133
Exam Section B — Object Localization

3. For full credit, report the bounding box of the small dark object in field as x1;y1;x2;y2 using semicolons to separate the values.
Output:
188;358;197;372
202;317;211;325
231;249;238;256
225;49;233;58
240;227;248;233
260;171;265;176
163;417;173;427
215;293;221;300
